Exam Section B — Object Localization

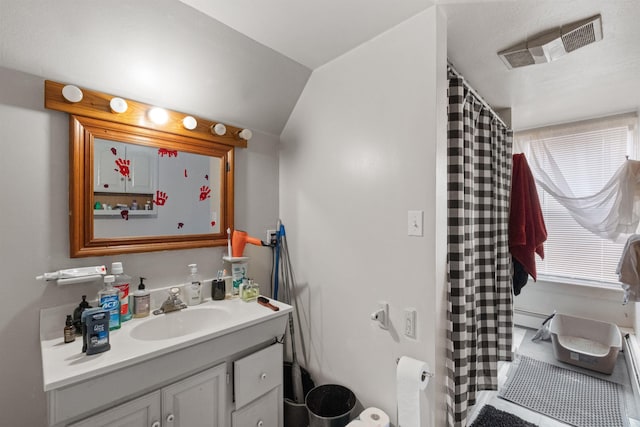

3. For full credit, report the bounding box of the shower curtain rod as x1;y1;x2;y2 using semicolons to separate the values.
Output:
447;62;508;129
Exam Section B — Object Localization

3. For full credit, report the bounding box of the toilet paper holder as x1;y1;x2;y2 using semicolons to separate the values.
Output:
396;358;434;381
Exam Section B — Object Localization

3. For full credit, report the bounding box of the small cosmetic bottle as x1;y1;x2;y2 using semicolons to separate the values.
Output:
64;315;75;343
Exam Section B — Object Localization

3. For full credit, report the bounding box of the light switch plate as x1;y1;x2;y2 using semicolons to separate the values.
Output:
407;210;423;236
404;308;417;339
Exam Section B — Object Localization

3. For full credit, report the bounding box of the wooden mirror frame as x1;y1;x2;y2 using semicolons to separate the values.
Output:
69;115;235;257
43;80;248;257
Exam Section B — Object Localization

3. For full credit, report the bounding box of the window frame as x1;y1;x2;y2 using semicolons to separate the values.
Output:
514;113;639;288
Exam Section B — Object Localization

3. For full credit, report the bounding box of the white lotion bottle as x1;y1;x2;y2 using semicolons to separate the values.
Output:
184;264;202;306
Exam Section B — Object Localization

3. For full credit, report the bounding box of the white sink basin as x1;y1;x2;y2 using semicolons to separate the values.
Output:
130;307;232;341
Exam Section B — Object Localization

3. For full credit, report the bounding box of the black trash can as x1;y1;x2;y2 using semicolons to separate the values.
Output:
284;362;315;427
305;384;357;427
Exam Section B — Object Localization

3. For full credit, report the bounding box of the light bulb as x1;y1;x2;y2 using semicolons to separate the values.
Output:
212;123;227;136
110;97;128;114
238;129;253;140
148;107;168;125
183;116;197;130
62;85;83;103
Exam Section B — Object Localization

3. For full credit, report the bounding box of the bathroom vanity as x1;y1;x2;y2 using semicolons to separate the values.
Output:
40;297;292;427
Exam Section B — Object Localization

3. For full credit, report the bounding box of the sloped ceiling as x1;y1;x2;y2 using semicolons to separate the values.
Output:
183;0;640;132
0;0;311;136
2;0;638;134
179;0;436;69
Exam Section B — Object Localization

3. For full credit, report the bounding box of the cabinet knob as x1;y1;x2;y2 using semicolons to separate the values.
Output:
151;422;160;427
257;420;264;427
166;413;175;423
260;372;267;380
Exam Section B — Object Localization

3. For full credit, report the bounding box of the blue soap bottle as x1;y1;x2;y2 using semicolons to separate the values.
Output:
99;275;121;330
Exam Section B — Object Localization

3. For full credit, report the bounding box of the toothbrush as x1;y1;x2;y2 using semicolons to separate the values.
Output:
227;227;232;258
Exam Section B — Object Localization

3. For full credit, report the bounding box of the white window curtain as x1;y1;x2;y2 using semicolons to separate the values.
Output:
515;113;639;283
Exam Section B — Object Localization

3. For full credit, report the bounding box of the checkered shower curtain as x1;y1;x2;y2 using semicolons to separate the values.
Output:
446;76;514;427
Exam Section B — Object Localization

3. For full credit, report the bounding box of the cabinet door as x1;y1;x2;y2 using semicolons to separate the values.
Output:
68;391;161;427
162;363;227;427
231;387;279;427
94;139;127;193
126;144;157;194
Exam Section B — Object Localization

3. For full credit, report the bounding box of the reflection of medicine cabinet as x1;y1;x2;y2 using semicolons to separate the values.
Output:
93;139;158;194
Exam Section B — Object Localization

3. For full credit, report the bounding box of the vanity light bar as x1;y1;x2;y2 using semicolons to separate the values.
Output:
44;80;250;148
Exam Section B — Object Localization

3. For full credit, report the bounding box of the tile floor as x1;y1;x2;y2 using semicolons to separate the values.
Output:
466;327;640;427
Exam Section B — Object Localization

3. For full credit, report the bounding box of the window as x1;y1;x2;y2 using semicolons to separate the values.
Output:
515;114;638;285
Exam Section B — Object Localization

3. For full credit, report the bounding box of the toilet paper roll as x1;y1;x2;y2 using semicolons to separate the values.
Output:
359;407;390;427
397;356;430;427
345;421;367;427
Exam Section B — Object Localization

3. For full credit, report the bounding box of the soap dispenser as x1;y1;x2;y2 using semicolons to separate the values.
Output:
184;264;202;306
132;277;151;318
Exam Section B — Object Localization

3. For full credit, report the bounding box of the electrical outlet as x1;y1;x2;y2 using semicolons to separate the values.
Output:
404;308;417;339
266;229;277;246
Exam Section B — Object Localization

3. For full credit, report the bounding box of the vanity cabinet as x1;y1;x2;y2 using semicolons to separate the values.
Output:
94;139;158;194
68;364;226;427
42;299;291;427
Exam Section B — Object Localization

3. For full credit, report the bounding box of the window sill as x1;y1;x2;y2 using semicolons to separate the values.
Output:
537;274;623;292
514;275;633;329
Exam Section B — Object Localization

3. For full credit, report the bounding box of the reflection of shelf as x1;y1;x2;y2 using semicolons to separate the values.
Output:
94;210;157;217
222;256;249;263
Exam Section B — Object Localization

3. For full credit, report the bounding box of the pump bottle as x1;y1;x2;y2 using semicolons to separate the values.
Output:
184;264;202;306
132;277;151;318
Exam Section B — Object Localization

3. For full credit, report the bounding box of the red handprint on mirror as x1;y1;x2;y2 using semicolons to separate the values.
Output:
115;158;130;178
154;191;168;206
120;210;129;221
199;186;211;201
158;148;178;157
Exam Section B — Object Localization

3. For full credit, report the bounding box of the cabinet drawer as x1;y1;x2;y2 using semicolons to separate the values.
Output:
234;343;282;408
232;387;279;427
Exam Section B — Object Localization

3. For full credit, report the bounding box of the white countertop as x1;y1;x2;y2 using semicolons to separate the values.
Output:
40;297;292;392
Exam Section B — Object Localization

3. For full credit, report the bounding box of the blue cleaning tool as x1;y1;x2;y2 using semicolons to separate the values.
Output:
273;223;284;299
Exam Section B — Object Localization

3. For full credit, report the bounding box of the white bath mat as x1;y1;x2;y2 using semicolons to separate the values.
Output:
499;355;628;427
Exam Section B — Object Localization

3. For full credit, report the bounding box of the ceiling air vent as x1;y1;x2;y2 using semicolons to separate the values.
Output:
498;14;602;69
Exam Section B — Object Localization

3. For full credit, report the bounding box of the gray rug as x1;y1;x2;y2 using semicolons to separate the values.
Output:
500;355;627;427
470;405;538;427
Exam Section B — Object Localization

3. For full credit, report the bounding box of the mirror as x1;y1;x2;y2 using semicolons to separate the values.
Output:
69;115;235;257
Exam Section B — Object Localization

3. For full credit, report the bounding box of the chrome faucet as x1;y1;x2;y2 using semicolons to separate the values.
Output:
153;287;187;315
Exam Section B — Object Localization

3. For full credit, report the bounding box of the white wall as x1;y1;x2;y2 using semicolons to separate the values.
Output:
0;2;283;425
280;8;448;426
